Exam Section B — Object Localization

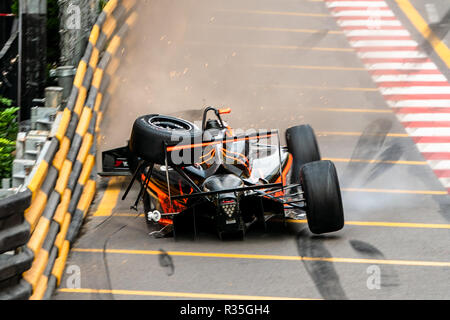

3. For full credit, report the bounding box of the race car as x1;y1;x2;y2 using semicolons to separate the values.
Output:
101;106;344;239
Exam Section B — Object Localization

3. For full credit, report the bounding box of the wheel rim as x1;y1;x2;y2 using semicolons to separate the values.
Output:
148;116;192;131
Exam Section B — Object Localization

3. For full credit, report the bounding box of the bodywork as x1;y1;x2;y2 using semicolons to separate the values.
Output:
101;120;306;238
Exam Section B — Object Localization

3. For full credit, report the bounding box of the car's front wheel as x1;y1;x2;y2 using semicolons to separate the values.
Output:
286;124;321;181
300;160;344;234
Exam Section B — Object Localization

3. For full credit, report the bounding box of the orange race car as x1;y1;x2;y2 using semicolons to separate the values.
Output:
101;107;344;240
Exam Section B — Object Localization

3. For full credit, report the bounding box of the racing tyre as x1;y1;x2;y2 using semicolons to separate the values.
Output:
286;125;321;179
300;160;344;234
129;114;202;165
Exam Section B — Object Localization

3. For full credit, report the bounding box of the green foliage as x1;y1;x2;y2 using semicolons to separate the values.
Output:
0;138;16;183
0;104;18;183
11;0;18;15
0;96;12;108
0;107;19;141
99;0;109;12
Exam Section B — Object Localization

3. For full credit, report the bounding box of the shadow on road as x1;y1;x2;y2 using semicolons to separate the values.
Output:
296;229;348;300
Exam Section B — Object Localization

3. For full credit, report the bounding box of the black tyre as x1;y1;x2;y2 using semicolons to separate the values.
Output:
300;160;344;234
286;125;321;180
129;114;202;165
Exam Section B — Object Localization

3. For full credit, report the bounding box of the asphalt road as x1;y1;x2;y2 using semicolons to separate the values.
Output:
53;0;450;300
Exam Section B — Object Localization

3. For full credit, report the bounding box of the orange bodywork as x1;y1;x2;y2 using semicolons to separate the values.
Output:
142;174;188;225
144;141;292;226
272;154;293;199
219;108;232;115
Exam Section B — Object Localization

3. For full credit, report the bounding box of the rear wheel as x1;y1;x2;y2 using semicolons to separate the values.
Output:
286;124;321;180
300;160;344;234
129;114;202;165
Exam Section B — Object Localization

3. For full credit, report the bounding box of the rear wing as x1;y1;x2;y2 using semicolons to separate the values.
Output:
99;146;131;176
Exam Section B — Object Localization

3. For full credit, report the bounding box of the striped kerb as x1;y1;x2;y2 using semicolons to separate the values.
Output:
324;0;450;194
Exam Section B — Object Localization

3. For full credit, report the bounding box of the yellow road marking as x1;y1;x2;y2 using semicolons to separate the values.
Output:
206;25;344;34
258;84;378;92
317;131;410;137
92;177;126;217
72;248;450;267
254;64;365;71
186;41;355;52
100;214;450;230
395;0;450;68
58;288;316;300
217;9;330;17
323;158;426;165
287;219;450;229
109;213;146;217
314;107;392;114
342;188;447;195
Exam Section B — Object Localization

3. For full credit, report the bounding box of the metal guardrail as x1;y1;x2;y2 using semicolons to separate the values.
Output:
0;0;138;300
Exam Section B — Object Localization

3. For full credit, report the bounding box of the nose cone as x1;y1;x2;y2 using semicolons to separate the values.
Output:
203;174;243;193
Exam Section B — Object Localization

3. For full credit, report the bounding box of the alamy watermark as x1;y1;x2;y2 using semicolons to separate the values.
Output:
65;264;81;289
168;122;280;168
366;265;381;290
65;4;81;30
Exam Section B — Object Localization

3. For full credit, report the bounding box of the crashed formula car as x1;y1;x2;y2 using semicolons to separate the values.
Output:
101;107;344;239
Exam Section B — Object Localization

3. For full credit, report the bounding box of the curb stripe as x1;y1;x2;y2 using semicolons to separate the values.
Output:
325;0;450;192
378;82;449;87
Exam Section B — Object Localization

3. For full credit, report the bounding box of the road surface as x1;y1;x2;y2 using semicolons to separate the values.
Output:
53;0;450;300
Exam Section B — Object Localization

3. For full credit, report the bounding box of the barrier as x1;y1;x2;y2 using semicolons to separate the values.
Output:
0;0;137;300
0;190;33;300
0;190;31;252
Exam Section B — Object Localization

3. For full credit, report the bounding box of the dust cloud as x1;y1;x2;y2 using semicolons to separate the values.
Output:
99;0;343;151
99;0;405;215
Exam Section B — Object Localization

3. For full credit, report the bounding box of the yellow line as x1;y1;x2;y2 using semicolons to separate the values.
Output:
217;9;330;17
287;219;450;229
186;41;355;52
72;248;450;267
254;64;365;71
314;107;392;114
342;188;447;195
206;25;344;34
103;214;450;229
317;131;410;137
258;84;378;92
58;288;315;300
92;177;126;217
110;213;145;217
395;0;450;68
323;157;426;165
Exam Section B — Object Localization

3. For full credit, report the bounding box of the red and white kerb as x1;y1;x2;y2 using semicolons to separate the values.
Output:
325;0;450;194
